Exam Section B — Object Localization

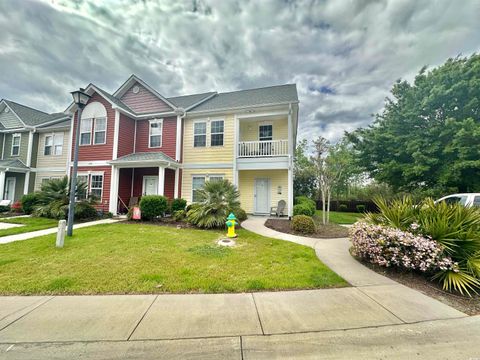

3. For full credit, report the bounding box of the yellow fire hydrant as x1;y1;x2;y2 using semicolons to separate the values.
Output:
225;212;238;238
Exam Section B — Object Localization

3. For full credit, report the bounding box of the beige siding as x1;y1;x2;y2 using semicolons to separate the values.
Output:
183;115;234;164
239;118;288;141
238;170;288;214
34;171;65;191
36;131;69;169
182;168;233;204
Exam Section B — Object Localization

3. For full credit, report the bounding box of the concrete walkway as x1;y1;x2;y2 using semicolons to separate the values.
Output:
0;218;120;244
0;216;477;358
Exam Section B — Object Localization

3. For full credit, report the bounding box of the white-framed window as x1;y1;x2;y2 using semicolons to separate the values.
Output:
192;175;206;202
44;133;63;156
93;118;106;145
259;124;273;141
41;176;61;186
76;174;89;200
90;174;104;199
149;119;163;148
194;122;207;147
210;120;224;146
80;118;92;145
208;175;224;182
11;133;21;156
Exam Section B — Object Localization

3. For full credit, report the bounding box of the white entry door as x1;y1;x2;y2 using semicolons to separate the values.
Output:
143;176;158;195
4;177;16;201
254;178;270;214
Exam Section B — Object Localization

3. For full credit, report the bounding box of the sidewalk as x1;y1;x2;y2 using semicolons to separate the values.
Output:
0;218;120;244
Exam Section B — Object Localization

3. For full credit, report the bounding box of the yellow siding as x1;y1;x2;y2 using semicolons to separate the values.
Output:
238;169;288;214
36;131;69;169
182;168;233;204
183;115;235;164
239;118;288;141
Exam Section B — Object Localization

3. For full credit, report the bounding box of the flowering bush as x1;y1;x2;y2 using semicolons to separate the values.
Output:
350;222;457;273
11;201;23;213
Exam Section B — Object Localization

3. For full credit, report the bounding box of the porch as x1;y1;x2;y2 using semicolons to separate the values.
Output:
108;152;180;215
0;160;31;203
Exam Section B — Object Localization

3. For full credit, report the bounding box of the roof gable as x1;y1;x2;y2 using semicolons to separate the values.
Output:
0;101;23;129
4;100;51;126
120;81;173;114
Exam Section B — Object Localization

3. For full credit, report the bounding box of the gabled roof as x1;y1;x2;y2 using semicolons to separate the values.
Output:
0;100;70;129
167;92;217;110
0;159;29;170
188;84;299;113
109;152;178;166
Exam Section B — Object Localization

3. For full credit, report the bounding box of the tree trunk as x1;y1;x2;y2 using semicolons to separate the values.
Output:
327;187;331;224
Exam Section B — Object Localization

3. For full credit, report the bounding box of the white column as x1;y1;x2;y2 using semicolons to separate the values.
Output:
23;172;30;194
175;115;182;162
158;166;165;196
108;166;120;215
288;166;293;218
233;115;239;187
112;110;120;160
0;171;5;200
66;114;75;176
174;167;179;198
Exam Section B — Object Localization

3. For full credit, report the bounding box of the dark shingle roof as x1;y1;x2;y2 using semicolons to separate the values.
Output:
189;84;298;112
109;152;176;164
167;92;216;109
4;100;51;126
0;159;29;170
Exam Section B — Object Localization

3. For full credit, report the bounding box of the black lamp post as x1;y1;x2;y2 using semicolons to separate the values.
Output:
67;88;91;236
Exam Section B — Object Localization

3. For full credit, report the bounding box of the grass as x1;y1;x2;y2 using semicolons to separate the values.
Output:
315;210;363;224
0;216;58;237
0;222;347;295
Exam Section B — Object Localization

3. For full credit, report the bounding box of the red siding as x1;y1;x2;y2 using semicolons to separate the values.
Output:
118;168;133;211
75;166;111;212
120;82;172;114
164;168;175;200
73;93;115;161
117;114;135;158
128;167;175;200
135;116;176;159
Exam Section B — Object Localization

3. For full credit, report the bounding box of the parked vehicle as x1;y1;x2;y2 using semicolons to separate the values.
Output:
435;193;480;207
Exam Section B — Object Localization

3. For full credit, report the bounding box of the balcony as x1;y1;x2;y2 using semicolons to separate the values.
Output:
238;140;289;158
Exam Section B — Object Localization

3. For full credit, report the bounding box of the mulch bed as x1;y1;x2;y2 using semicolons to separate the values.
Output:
358;258;480;315
265;218;349;238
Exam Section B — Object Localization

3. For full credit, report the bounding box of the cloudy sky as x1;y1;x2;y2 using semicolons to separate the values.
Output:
1;0;479;142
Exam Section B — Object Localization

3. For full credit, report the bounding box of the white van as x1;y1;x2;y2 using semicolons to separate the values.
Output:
435;193;480;208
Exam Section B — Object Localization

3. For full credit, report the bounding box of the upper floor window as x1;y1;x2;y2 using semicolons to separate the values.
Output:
194;122;207;147
94;118;106;144
149;119;163;148
259;125;273;141
80;118;92;145
210;120;224;146
44;133;63;156
11;134;21;156
80;101;107;146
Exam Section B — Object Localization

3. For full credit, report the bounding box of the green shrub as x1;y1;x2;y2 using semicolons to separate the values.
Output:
291;215;315;234
173;209;186;222
21;193;40;214
74;202;98;220
186;179;241;229
139;195;168;220
233;208;247;222
338;204;348;212
295;196;316;212
170;198;187;212
366;196;480;295
0;205;10;213
293;203;315;217
356;204;366;213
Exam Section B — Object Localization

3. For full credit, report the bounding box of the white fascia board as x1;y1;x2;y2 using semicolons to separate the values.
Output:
187;101;299;117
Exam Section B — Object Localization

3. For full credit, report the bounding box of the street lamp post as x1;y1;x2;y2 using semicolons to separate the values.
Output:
67;88;91;236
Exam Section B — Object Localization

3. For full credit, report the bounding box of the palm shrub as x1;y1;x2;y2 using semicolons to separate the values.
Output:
34;176;97;220
21;193;41;214
186;179;242;229
363;196;480;295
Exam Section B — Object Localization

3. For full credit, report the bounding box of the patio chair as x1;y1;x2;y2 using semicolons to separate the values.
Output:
270;200;286;217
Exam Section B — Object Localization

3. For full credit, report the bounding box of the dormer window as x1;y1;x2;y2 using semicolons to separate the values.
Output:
11;133;21;156
149;119;163;148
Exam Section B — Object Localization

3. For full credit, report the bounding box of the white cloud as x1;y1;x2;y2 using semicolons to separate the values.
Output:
0;0;479;142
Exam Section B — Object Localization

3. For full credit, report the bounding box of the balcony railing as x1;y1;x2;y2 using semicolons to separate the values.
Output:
238;140;289;157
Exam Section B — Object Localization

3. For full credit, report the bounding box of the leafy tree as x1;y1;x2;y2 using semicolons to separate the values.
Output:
293;139;316;198
348;54;480;195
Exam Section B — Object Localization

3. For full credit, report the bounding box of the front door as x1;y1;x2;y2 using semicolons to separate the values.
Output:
143;176;158;195
4;177;16;202
254;178;270;214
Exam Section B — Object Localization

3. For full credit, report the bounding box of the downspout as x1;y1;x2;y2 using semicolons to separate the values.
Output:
1;132;5;160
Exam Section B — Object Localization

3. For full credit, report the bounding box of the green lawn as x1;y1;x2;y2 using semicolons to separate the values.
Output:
0;217;58;237
0;222;347;295
315;210;363;224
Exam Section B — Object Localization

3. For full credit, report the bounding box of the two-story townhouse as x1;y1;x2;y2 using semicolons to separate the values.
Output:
67;75;298;217
0;100;70;202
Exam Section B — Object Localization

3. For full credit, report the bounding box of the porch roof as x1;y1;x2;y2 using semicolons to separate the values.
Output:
0;159;29;172
109;152;179;168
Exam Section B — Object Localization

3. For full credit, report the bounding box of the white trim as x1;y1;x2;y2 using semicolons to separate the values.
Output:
133;119;137;153
193;119;207;148
109;166;119;214
4;176;16;201
182;163;233;169
158;166;165;196
174;167;179;198
258;123;273;141
148;118;163;148
175;115;182;161
43;132;64;157
89;173;104;201
191;175;206;203
74;160;110;167
93;117;107;145
33;167;67;172
288;166;293;217
79;117;92;146
210;119;225;147
1;133;5;160
189;102;298;116
236;110;289;119
23;171;30;194
254;177;271;215
26;131;34;166
233;114;239;186
237;157;289;170
11;133;21;156
0;171;6;200
142;175;159;196
67;114;74;177
112;110;120;160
